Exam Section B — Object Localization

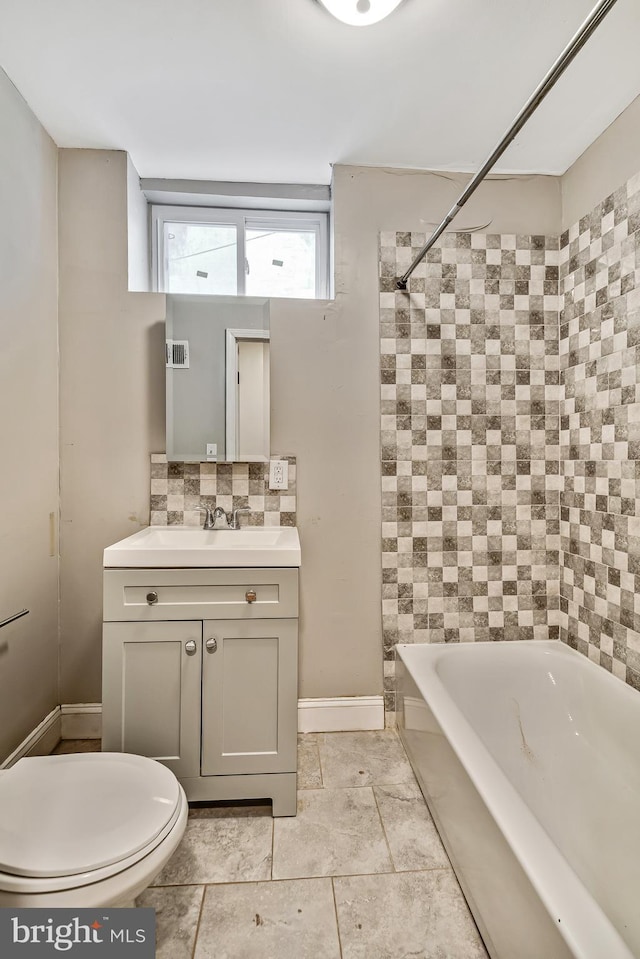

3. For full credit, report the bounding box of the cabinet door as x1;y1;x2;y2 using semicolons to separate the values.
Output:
102;621;202;779
201;619;298;777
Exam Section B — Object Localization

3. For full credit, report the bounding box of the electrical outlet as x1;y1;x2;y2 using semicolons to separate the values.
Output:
206;443;217;461
269;459;288;490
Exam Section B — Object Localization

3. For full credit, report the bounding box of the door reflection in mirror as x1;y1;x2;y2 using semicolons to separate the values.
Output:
225;329;270;461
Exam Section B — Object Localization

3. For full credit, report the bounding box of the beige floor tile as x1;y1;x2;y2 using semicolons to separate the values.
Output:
194;878;341;959
318;730;415;787
272;787;392;879
153;810;273;886
136;885;204;959
334;870;488;959
297;734;323;789
374;782;449;871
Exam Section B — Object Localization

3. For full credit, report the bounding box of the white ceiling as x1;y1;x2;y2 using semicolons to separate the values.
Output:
0;0;639;184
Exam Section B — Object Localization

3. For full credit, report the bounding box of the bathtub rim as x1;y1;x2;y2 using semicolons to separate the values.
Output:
396;639;636;959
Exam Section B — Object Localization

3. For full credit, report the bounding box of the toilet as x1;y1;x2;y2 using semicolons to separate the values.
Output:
0;751;188;907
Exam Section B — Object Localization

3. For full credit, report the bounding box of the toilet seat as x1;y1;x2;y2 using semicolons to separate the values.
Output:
0;752;185;894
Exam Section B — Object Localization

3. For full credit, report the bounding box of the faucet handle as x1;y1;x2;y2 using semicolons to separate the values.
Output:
196;506;215;529
230;507;251;530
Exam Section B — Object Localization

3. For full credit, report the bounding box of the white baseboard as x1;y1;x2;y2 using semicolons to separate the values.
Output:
3;696;384;767
297;696;385;733
1;707;61;769
60;703;102;740
56;698;386;735
62;699;385;734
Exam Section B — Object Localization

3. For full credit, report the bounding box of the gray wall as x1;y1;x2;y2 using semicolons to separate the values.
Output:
562;93;640;228
57;153;561;705
127;155;150;293
58;150;167;703
272;166;561;700
0;68;59;758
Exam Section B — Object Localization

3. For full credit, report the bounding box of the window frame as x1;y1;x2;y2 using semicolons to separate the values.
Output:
152;204;328;299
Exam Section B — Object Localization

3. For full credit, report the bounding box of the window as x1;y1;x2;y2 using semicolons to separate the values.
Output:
152;205;328;298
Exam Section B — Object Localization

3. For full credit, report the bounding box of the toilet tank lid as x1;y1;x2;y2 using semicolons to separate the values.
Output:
0;753;182;878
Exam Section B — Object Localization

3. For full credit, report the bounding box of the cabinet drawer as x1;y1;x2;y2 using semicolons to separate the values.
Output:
103;567;298;621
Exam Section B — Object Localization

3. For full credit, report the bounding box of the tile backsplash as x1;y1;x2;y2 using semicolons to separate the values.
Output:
149;454;297;527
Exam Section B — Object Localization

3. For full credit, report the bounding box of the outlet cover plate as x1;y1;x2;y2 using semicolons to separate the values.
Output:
269;459;288;490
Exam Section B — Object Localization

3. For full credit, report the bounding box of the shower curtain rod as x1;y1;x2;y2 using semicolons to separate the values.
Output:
396;0;620;290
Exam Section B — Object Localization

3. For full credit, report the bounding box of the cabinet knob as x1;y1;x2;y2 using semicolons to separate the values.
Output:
206;637;218;653
245;589;257;604
185;639;198;655
146;591;159;605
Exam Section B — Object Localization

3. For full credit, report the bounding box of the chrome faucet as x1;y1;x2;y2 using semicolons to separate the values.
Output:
198;504;250;530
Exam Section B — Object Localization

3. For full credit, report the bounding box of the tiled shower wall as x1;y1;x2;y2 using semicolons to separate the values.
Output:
560;171;640;690
149;454;297;527
379;232;560;712
380;168;640;711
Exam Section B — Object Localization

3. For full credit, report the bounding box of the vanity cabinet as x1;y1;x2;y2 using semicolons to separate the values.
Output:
102;567;298;816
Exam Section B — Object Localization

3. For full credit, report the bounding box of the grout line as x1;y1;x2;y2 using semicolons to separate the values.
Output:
169;868;458;890
330;866;453;882
151;882;208;889
190;884;207;959
157;871;454;890
270;816;275;881
317;738;324;788
331;877;344;959
289;780;419;793
316;733;325;789
371;784;397;874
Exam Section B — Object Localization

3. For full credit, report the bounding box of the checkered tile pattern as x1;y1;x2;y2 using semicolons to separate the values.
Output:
149;454;297;527
380;231;561;714
560;170;640;692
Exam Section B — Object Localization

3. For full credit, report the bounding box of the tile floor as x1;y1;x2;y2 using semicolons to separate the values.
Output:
53;731;488;959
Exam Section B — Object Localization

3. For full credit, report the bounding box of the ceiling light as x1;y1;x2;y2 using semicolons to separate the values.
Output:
317;0;404;27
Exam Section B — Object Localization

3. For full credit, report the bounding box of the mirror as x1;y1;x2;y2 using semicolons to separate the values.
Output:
166;294;270;462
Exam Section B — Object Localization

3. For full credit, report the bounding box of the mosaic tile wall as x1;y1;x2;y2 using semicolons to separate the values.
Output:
149;454;297;527
559;170;640;691
379;231;561;713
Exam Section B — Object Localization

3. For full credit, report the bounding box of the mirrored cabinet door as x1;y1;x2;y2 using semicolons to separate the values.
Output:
166;294;270;462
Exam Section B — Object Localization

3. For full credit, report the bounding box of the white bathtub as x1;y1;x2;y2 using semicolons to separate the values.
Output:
396;640;640;959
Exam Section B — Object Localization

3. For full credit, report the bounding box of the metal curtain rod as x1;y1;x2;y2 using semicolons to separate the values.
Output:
0;608;29;630
396;0;620;290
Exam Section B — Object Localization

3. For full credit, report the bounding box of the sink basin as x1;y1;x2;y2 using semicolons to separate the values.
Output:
103;525;301;568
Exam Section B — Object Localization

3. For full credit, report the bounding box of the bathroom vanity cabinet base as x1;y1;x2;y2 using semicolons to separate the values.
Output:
181;772;297;817
102;565;300;818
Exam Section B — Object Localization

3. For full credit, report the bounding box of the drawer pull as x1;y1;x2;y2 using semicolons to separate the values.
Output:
206;637;218;653
146;591;159;606
185;640;198;655
245;589;257;604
